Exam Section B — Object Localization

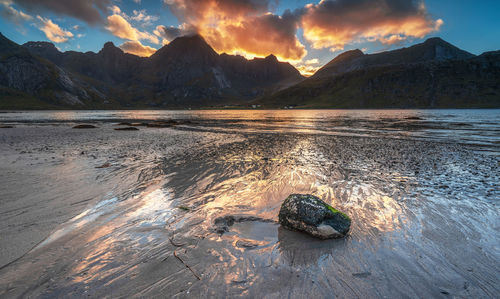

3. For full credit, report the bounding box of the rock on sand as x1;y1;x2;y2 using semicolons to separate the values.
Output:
73;124;97;129
278;194;351;239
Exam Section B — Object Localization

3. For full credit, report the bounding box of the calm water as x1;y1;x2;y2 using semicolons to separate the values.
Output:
1;109;499;148
0;109;498;298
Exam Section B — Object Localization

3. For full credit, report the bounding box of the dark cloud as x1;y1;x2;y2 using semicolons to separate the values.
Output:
0;2;33;25
154;24;197;43
12;0;110;25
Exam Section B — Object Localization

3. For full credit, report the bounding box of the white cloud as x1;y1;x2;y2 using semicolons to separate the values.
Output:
305;58;319;65
106;13;159;44
36;16;73;43
130;9;159;26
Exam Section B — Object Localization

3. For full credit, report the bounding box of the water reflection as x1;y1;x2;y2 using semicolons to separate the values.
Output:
0;110;498;298
277;226;347;267
1;109;498;147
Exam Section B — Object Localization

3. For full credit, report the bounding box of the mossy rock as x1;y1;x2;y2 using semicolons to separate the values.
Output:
278;194;351;239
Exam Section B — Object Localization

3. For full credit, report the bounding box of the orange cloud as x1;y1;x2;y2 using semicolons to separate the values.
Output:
164;0;306;62
106;14;159;44
294;64;321;77
119;40;157;57
36;15;73;43
301;0;443;51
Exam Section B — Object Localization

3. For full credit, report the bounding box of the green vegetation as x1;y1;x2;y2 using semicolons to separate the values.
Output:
324;203;350;221
0;88;57;109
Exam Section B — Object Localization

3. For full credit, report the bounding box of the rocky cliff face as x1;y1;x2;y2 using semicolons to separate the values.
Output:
314;38;475;79
0;33;102;108
20;34;303;108
260;38;500;108
5;32;498;109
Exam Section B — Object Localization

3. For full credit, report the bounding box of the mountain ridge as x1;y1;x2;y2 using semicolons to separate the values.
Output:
0;33;106;109
18;33;303;108
1;32;499;109
314;37;475;79
258;38;499;108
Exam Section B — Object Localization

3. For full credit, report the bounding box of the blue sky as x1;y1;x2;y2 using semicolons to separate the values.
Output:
1;0;499;75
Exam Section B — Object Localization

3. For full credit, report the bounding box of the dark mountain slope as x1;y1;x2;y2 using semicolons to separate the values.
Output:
314;38;474;79
259;38;499;108
0;33;105;109
24;41;144;85
142;35;303;105
19;34;303;108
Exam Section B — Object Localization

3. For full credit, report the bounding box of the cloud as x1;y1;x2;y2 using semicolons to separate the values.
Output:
301;0;443;51
0;1;32;24
36;15;73;43
162;0;442;63
213;11;306;61
153;23;197;43
12;0;110;25
164;0;271;23
106;14;159;44
305;58;319;65
294;64;321;77
163;0;306;61
109;4;122;15
130;9;159;26
119;40;157;57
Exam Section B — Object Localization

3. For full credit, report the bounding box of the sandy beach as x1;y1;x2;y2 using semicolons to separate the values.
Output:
0;110;498;298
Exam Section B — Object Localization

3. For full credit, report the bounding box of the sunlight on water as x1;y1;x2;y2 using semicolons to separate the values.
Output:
0;109;498;298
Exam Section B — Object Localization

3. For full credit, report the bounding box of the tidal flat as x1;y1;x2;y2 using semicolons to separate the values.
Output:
0;110;498;298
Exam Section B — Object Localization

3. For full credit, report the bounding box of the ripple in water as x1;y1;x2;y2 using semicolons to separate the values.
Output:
0;110;498;298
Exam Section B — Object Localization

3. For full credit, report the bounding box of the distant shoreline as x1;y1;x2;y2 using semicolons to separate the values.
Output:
1;107;500;112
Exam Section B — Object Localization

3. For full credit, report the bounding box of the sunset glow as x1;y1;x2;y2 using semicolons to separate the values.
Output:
1;0;499;75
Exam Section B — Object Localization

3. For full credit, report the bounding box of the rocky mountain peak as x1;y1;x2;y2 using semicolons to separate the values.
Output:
98;41;123;56
150;34;219;66
420;37;475;60
23;41;58;51
265;54;278;62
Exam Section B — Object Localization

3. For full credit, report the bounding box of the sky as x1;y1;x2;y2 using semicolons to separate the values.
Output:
1;0;499;76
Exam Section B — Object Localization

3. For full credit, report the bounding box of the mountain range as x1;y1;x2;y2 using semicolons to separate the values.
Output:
0;32;499;109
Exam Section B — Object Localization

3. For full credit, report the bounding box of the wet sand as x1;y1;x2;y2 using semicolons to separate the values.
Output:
0;110;499;298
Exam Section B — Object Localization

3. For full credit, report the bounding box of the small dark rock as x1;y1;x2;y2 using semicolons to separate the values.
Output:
114;127;139;131
213;215;275;234
96;162;111;168
235;240;259;249
116;122;146;126
73;124;97;129
146;120;177;128
278;194;351;239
